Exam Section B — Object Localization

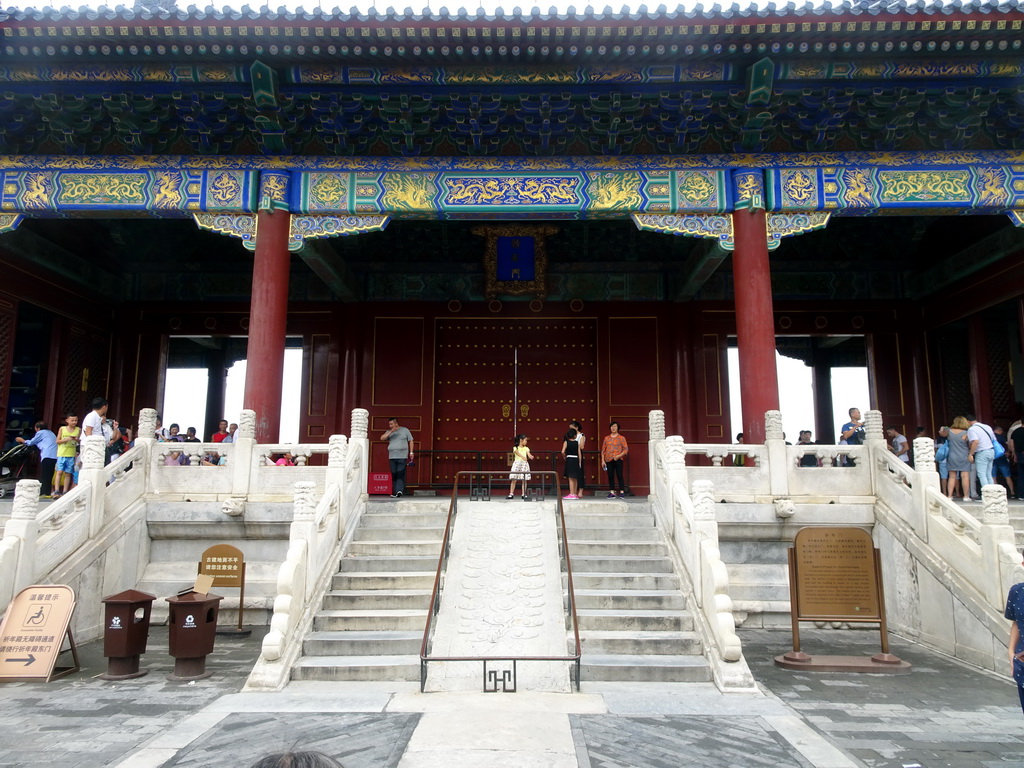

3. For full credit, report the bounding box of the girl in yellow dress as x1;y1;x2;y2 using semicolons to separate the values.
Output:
508;434;534;500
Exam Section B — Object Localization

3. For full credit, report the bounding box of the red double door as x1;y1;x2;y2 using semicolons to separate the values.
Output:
432;318;598;487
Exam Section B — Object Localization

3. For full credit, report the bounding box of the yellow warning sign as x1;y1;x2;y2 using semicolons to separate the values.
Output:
0;584;78;682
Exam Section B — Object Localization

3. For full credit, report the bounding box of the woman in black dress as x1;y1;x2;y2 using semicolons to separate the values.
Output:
561;428;583;499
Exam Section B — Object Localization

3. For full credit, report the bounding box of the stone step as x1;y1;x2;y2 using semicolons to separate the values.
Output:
302;630;423;656
568;541;667;557
573;590;686;611
359;513;449;528
565;526;661;541
574;609;692;632
313;609;428;631
139;560;280;596
338;555;439;572
580;654;712;683
563;512;656;527
353;526;444;541
321;589;433;611
291;655;420;682
570;555;674;574
347;540;444;557
569;572;680;591
578;630;703;655
332;571;437;590
366;499;451;515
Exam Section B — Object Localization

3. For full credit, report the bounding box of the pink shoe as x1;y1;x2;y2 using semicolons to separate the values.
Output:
563;494;578;499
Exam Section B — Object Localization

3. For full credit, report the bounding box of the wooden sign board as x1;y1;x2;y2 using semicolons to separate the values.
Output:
199;544;244;588
198;544;249;634
0;584;79;682
791;527;881;621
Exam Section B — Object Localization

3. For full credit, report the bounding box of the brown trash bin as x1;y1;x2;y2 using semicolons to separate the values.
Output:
100;589;157;680
165;590;223;681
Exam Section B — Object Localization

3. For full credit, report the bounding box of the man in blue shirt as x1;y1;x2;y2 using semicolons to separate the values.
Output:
16;421;58;498
840;407;865;467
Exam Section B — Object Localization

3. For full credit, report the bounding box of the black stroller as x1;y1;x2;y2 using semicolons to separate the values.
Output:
0;443;33;499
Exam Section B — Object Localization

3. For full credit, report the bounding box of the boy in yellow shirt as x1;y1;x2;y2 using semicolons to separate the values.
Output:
54;414;81;498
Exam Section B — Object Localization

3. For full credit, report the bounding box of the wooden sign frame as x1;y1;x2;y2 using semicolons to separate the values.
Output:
779;527;908;671
198;544;249;636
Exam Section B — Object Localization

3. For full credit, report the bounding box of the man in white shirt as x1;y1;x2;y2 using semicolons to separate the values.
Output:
967;413;997;490
886;426;910;464
83;397;117;465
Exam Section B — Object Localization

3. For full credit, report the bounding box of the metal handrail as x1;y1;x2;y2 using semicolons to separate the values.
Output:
418;470;582;692
401;449;632;495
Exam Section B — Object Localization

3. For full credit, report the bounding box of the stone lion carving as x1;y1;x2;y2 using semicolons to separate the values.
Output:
649;410;665;441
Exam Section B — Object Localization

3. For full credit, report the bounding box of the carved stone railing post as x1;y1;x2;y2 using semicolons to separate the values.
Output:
908;436;939;541
292;481;319;596
981;483;1016;608
864;409;884;444
649;410;666;442
764;410;789;497
8;479;41;593
325;435;348;530
138;408;158;442
351;408;369;441
233;408;257;500
78;434;107;537
350;408;370;495
648;410;666;494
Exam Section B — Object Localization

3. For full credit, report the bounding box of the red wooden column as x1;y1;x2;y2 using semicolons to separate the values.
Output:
731;169;779;444
243;171;292;442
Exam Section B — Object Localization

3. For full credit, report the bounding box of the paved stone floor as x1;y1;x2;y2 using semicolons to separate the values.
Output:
0;624;1021;767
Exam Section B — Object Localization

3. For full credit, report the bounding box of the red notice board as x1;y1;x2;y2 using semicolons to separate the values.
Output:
369;472;392;495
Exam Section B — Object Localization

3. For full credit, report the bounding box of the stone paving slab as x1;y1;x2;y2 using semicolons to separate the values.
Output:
2;621;1022;767
739;628;1024;768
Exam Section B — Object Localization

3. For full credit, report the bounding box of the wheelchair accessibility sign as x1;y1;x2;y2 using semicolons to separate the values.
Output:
0;584;78;682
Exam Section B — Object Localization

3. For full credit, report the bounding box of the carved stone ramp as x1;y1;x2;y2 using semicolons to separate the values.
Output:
565;501;712;683
291;499;448;682
424;499;571;693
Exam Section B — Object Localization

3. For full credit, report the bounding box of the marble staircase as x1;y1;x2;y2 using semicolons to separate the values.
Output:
137;501;292;625
564;501;712;683
291;499;448;682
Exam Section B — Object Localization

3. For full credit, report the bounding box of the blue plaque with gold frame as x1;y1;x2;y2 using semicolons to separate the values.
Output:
474;224;558;299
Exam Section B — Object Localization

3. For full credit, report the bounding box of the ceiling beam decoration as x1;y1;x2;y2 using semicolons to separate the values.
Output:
295;239;360;301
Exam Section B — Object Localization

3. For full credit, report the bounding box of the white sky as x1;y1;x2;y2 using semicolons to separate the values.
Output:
163;348;302;443
728;348;869;444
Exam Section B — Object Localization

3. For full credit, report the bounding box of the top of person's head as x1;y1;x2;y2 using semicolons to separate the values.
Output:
565;428;578;441
569;420;581;430
249;751;344;768
91;397;108;410
848;407;860;416
34;421;47;430
886;425;899;433
609;421;620;429
514;433;527;444
187;427;197;435
965;413;977;422
735;432;744;441
389;417;399;424
952;415;970;429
